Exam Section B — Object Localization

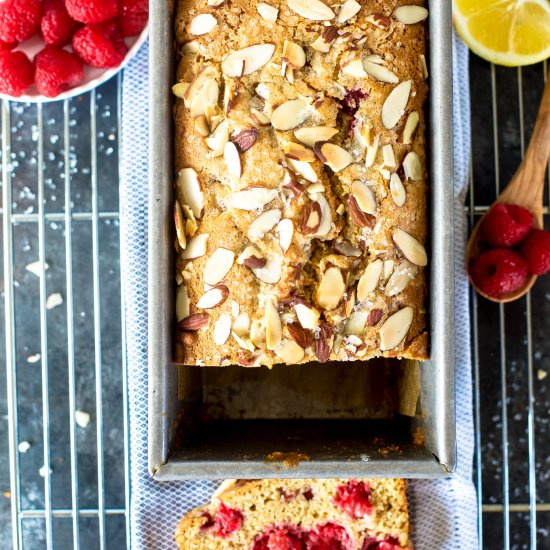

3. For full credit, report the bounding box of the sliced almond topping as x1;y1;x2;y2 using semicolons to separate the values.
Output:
354;120;371;148
381;144;396;170
194;115;210;136
277;219;294;253
181;233;209;260
345;311;368;336
248;209;282;240
188;13;217;35
393;5;428;24
313;194;332;236
176;285;190;322
401;111;420;144
196;285;229;309
379;306;413;351
224;141;242;178
307;182;325;195
299;201;322;235
287;0;335;21
311;26;337;52
174;201;187;249
347;194;374;229
357;259;383;301
341;59;368;78
213;314;232;345
382;80;412;129
271;99;309;131
184;65;218;107
334;240;361;257
182;40;200;54
282;41;306;69
265;300;282;350
294;126;338;147
172;82;189;98
365;13;391;28
257;2;279;22
208;0;224;6
286;158;318;183
238;245;266;269
232;331;255;352
287;322;314;349
294;302;320;330
403;151;422;180
351;180;377;215
385;261;418;296
336;0;360;23
314;322;332;363
284;142;315;162
178;313;210;331
233;312;251;336
232;187;278;210
393;228;427;266
177;168;204;220
250;108;271;126
390;173;406;207
222;44;275;77
252;257;282;284
203;248;235;286
344;288;356;317
365;134;380;168
383;259;395;280
182;204;198;236
205;118;229;157
362;60;398;83
275;339;304;364
233;128;259;152
317;143;352;172
317;266;345;310
420;54;428;79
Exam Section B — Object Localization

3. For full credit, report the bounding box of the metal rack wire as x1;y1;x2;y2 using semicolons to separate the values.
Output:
1;57;550;549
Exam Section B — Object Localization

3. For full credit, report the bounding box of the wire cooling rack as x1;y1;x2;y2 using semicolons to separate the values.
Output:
1;56;550;549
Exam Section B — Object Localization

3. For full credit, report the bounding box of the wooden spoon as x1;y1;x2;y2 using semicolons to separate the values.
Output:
466;73;550;303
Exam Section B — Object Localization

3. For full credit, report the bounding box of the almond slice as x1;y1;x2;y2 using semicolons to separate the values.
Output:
238;245;266;269
365;13;391;28
383;259;395;281
232;331;255;352
295;302;320;329
194;115;210;136
205;118;229;157
403;151;422;180
277;219;294;253
196;285;229;309
347;195;374;228
351;180;377;215
286;158;318;182
172;82;189;98
365;133;380;167
179;313;210;331
224;141;242;178
287;0;335;21
344;289;356;316
265;300;282;350
294;126;338;147
174;201;187;249
177;168;204;219
345;311;368;336
287;322;313;349
182;40;201;53
232;187;278;210
176;285;190;322
385;261;418;296
188;13;217;35
284;142;315;162
362;60;399;83
336;0;360;23
316;266;345;310
189;78;219;117
341;59;368;78
180;233;209;260
382;80;412;129
313;194;332;236
271;99;309;131
334;240;361;257
222;44;275;77
357;259;383;301
213;314;232;345
257;2;279;22
401;111;420;144
317;143;352;172
393;228;427;266
299;201;322;235
184;65;218;107
248;209;282;240
233;312;251;336
282;41;306;69
311;26;337;52
233;128;259;152
390;173;406;206
393;5;428;25
252;257;282;284
203;248;235;285
382;144;397;169
274;339;304;364
379;306;413;351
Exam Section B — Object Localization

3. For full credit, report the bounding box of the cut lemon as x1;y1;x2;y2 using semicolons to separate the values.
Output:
453;0;550;66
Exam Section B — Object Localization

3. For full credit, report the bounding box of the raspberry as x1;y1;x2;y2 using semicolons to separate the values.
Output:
72;22;128;68
362;537;402;550
65;0;118;24
34;47;84;98
0;39;18;51
117;0;148;37
0;0;41;43
333;480;372;518
253;527;306;550
0;50;33;97
200;502;243;538
305;523;353;550
481;203;533;247
520;229;550;275
469;249;529;298
41;0;80;47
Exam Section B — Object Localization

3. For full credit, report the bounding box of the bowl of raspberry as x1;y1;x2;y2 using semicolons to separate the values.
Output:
0;0;148;101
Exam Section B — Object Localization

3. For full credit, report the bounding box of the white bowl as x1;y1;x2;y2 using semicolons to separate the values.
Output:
0;25;148;103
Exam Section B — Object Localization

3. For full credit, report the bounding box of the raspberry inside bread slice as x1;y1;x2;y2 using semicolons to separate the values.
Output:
175;478;410;549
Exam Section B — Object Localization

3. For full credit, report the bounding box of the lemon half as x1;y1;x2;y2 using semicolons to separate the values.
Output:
453;0;550;66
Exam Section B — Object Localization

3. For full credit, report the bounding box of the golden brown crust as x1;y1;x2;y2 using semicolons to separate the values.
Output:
173;0;429;366
175;478;410;549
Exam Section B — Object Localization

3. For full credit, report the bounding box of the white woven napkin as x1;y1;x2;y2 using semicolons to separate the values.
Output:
120;32;478;550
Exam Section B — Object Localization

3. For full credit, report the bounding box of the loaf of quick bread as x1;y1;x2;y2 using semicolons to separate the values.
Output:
175;478;411;549
172;0;429;366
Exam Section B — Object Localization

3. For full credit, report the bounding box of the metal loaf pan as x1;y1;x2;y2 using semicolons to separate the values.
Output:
148;0;455;480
